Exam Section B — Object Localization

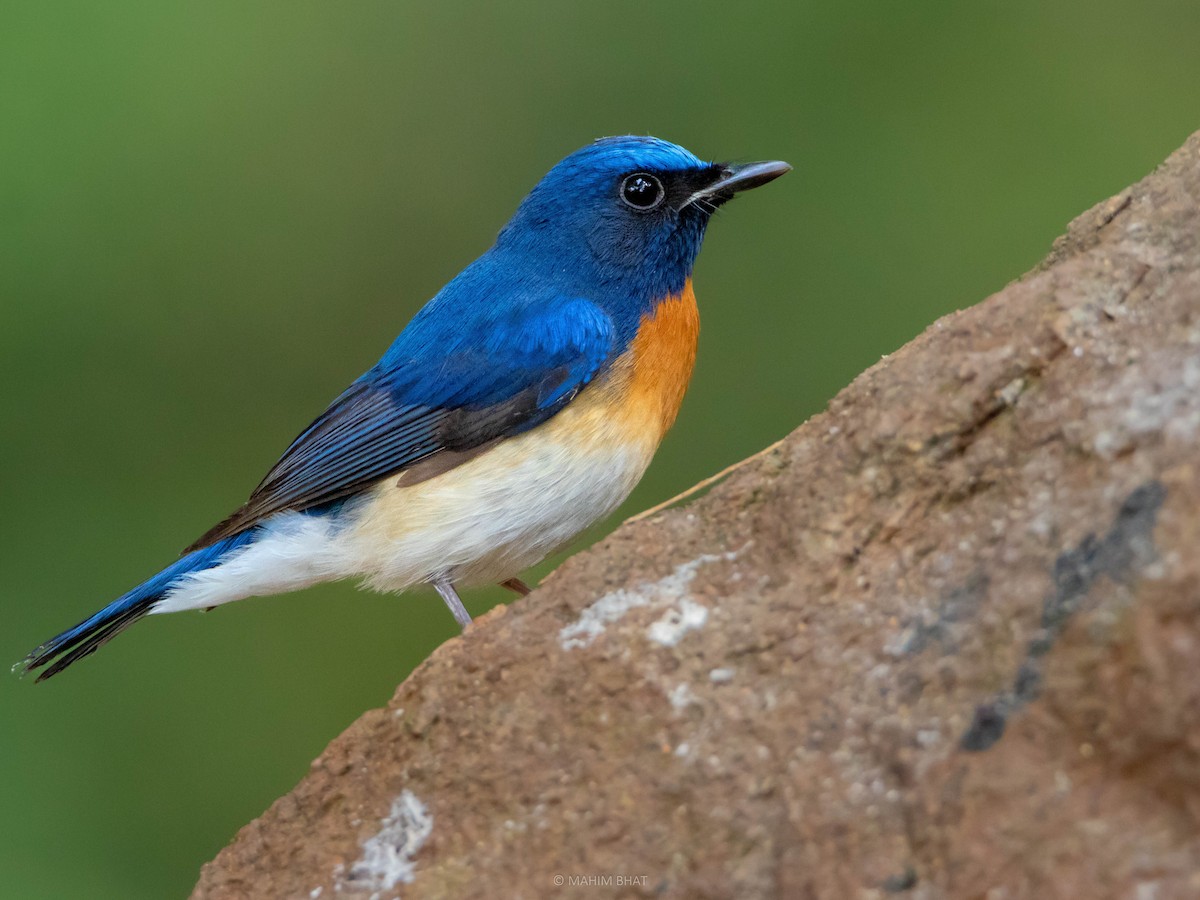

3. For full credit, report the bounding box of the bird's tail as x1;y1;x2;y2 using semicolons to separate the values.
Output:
19;530;257;682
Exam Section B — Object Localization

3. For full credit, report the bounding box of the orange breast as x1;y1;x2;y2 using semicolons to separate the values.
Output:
623;278;701;441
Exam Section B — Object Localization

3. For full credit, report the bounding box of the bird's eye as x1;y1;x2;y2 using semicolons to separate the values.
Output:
620;173;665;210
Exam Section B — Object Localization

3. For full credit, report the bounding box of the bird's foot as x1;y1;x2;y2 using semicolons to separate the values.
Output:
499;577;533;596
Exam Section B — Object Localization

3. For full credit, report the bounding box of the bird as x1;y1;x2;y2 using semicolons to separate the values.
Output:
20;135;789;681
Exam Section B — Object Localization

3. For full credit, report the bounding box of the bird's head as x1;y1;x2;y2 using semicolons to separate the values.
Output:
494;136;790;307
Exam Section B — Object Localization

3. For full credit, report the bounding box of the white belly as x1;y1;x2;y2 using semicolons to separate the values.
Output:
153;405;657;613
345;427;654;589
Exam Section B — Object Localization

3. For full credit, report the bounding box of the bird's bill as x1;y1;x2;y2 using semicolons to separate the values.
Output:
683;160;792;208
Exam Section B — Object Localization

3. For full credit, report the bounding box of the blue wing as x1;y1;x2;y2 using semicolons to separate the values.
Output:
188;296;615;550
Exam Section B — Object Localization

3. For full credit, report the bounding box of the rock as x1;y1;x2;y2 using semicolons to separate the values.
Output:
193;132;1200;900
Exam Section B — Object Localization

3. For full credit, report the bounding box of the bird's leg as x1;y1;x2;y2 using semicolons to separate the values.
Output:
433;578;472;630
500;577;533;596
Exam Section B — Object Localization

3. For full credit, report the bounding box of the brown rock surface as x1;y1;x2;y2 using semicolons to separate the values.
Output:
193;132;1200;900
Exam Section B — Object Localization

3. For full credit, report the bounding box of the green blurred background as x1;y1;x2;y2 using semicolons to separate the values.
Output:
2;1;1197;895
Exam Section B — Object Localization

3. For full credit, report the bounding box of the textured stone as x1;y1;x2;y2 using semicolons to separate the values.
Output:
193;132;1200;900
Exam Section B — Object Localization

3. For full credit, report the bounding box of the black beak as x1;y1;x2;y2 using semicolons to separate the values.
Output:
684;160;791;208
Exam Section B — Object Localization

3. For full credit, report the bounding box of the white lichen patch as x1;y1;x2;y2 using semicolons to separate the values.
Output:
341;790;433;896
1091;353;1200;458
1120;355;1200;440
558;586;655;650
668;682;698;710
647;598;709;646
559;551;740;650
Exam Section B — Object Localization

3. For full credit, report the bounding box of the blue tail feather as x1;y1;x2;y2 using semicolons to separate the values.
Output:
20;530;257;682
